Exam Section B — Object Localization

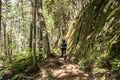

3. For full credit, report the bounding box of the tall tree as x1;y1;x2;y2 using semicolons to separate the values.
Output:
37;0;51;56
0;0;1;51
2;0;12;63
33;0;37;70
29;0;37;71
29;23;33;50
29;0;34;50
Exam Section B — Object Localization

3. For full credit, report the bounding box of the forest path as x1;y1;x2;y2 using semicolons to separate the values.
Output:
37;55;93;80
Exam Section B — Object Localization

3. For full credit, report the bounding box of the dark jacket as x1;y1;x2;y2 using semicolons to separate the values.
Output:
60;40;67;49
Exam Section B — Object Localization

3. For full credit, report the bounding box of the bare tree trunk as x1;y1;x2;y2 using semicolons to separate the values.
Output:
33;0;37;71
37;26;42;51
29;23;33;50
37;0;51;56
39;27;43;51
29;0;38;71
0;0;2;51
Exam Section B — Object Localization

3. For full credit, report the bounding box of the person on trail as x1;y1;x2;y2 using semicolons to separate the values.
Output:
60;39;67;58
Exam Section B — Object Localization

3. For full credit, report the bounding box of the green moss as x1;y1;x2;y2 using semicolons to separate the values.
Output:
69;0;120;71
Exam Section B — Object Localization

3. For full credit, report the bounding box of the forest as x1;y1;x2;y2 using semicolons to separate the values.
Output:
0;0;120;80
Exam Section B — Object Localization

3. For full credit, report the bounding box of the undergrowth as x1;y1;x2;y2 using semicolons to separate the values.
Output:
0;50;44;80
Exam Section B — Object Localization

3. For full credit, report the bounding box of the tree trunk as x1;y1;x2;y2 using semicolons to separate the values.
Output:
37;26;42;51
3;20;7;57
37;0;51;56
0;0;2;51
29;0;38;71
29;23;33;50
29;0;37;71
33;0;37;71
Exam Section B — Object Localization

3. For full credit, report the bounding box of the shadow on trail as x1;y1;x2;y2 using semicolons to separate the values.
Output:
38;55;93;80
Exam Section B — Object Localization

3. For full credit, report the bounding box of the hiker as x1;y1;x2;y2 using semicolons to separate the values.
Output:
60;39;67;58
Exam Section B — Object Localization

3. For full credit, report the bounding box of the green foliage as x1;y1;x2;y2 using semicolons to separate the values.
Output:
0;56;6;61
7;56;33;73
1;50;44;79
69;57;75;63
111;59;120;71
2;0;31;55
96;57;110;69
36;49;45;61
11;73;24;80
0;71;4;79
79;60;86;69
101;75;106;80
79;58;93;70
46;71;53;78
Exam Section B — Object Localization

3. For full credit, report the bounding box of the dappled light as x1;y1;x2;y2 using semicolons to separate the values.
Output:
0;0;120;80
39;56;91;80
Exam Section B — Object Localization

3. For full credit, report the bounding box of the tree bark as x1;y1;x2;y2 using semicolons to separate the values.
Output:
3;20;7;57
29;0;37;71
37;0;51;56
33;0;37;71
0;0;2;51
29;23;33;50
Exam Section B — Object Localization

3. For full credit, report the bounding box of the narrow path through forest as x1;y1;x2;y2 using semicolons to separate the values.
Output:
36;55;94;80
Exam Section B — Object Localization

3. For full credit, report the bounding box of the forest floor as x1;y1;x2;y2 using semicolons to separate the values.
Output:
0;54;119;80
35;55;119;80
36;55;95;80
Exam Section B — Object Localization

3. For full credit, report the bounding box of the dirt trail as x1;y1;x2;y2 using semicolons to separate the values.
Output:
37;56;93;80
